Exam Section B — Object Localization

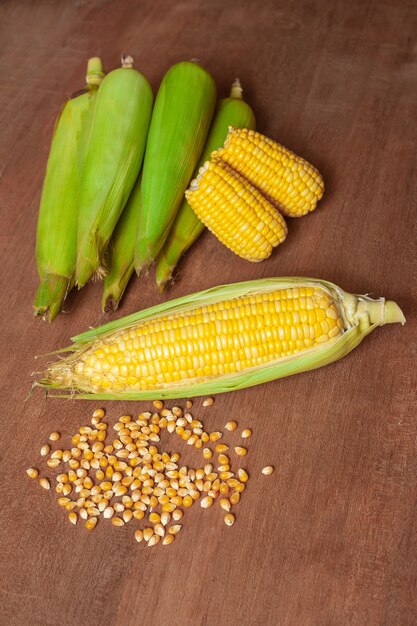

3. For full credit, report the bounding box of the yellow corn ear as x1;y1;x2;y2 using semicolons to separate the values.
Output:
186;159;287;261
37;277;404;400
212;128;324;217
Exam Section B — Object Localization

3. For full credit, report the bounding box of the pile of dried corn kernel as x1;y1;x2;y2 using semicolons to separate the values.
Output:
26;399;273;547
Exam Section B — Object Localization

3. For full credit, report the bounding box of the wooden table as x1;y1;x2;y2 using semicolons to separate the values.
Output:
1;1;416;624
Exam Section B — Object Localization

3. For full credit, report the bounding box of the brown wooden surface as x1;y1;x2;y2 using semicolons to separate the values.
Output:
0;1;416;624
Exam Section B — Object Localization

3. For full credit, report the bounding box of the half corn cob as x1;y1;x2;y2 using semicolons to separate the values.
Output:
102;172;143;312
134;61;216;274
212;128;324;217
76;55;153;287
37;277;404;400
185;160;287;261
155;79;256;290
34;57;104;320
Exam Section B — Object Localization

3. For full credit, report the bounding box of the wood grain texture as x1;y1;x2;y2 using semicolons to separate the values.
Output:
0;0;416;625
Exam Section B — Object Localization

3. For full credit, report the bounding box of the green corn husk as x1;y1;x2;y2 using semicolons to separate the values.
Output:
155;79;256;291
34;57;104;321
36;277;405;400
76;55;153;288
101;172;143;312
134;61;217;274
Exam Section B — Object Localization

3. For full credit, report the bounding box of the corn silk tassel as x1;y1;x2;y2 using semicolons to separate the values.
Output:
155;79;256;291
76;55;153;287
36;277;405;400
34;57;104;321
135;61;216;274
102;172;143;312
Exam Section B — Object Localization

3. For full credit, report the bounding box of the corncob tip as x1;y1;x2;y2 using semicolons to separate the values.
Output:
121;54;134;68
86;57;105;87
230;78;243;99
187;161;208;192
33;275;72;322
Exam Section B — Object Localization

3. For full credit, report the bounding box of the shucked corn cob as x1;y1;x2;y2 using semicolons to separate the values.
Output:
34;58;104;320
37;278;404;400
135;61;216;273
156;79;256;290
76;55;153;287
186;160;287;261
212;128;324;217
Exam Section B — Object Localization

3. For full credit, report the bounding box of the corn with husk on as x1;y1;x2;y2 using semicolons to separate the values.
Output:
76;55;153;287
155;79;256;290
34;57;104;320
36;277;405;400
102;172;143;311
134;61;217;274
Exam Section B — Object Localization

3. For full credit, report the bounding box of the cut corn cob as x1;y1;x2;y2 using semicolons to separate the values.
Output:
135;61;216;273
34;57;104;320
186;160;287;261
102;172;142;312
37;278;404;400
76;55;153;287
155;79;256;290
212;128;324;217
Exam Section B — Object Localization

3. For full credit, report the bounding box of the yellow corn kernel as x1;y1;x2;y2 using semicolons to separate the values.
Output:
224;513;235;526
237;469;249;483
85;517;97;530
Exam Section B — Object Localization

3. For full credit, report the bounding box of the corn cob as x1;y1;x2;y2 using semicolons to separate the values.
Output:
185;160;287;261
34;57;104;320
134;61;216;274
155;79;256;290
76;55;153;287
212;128;324;217
37;277;404;400
102;172;143;312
